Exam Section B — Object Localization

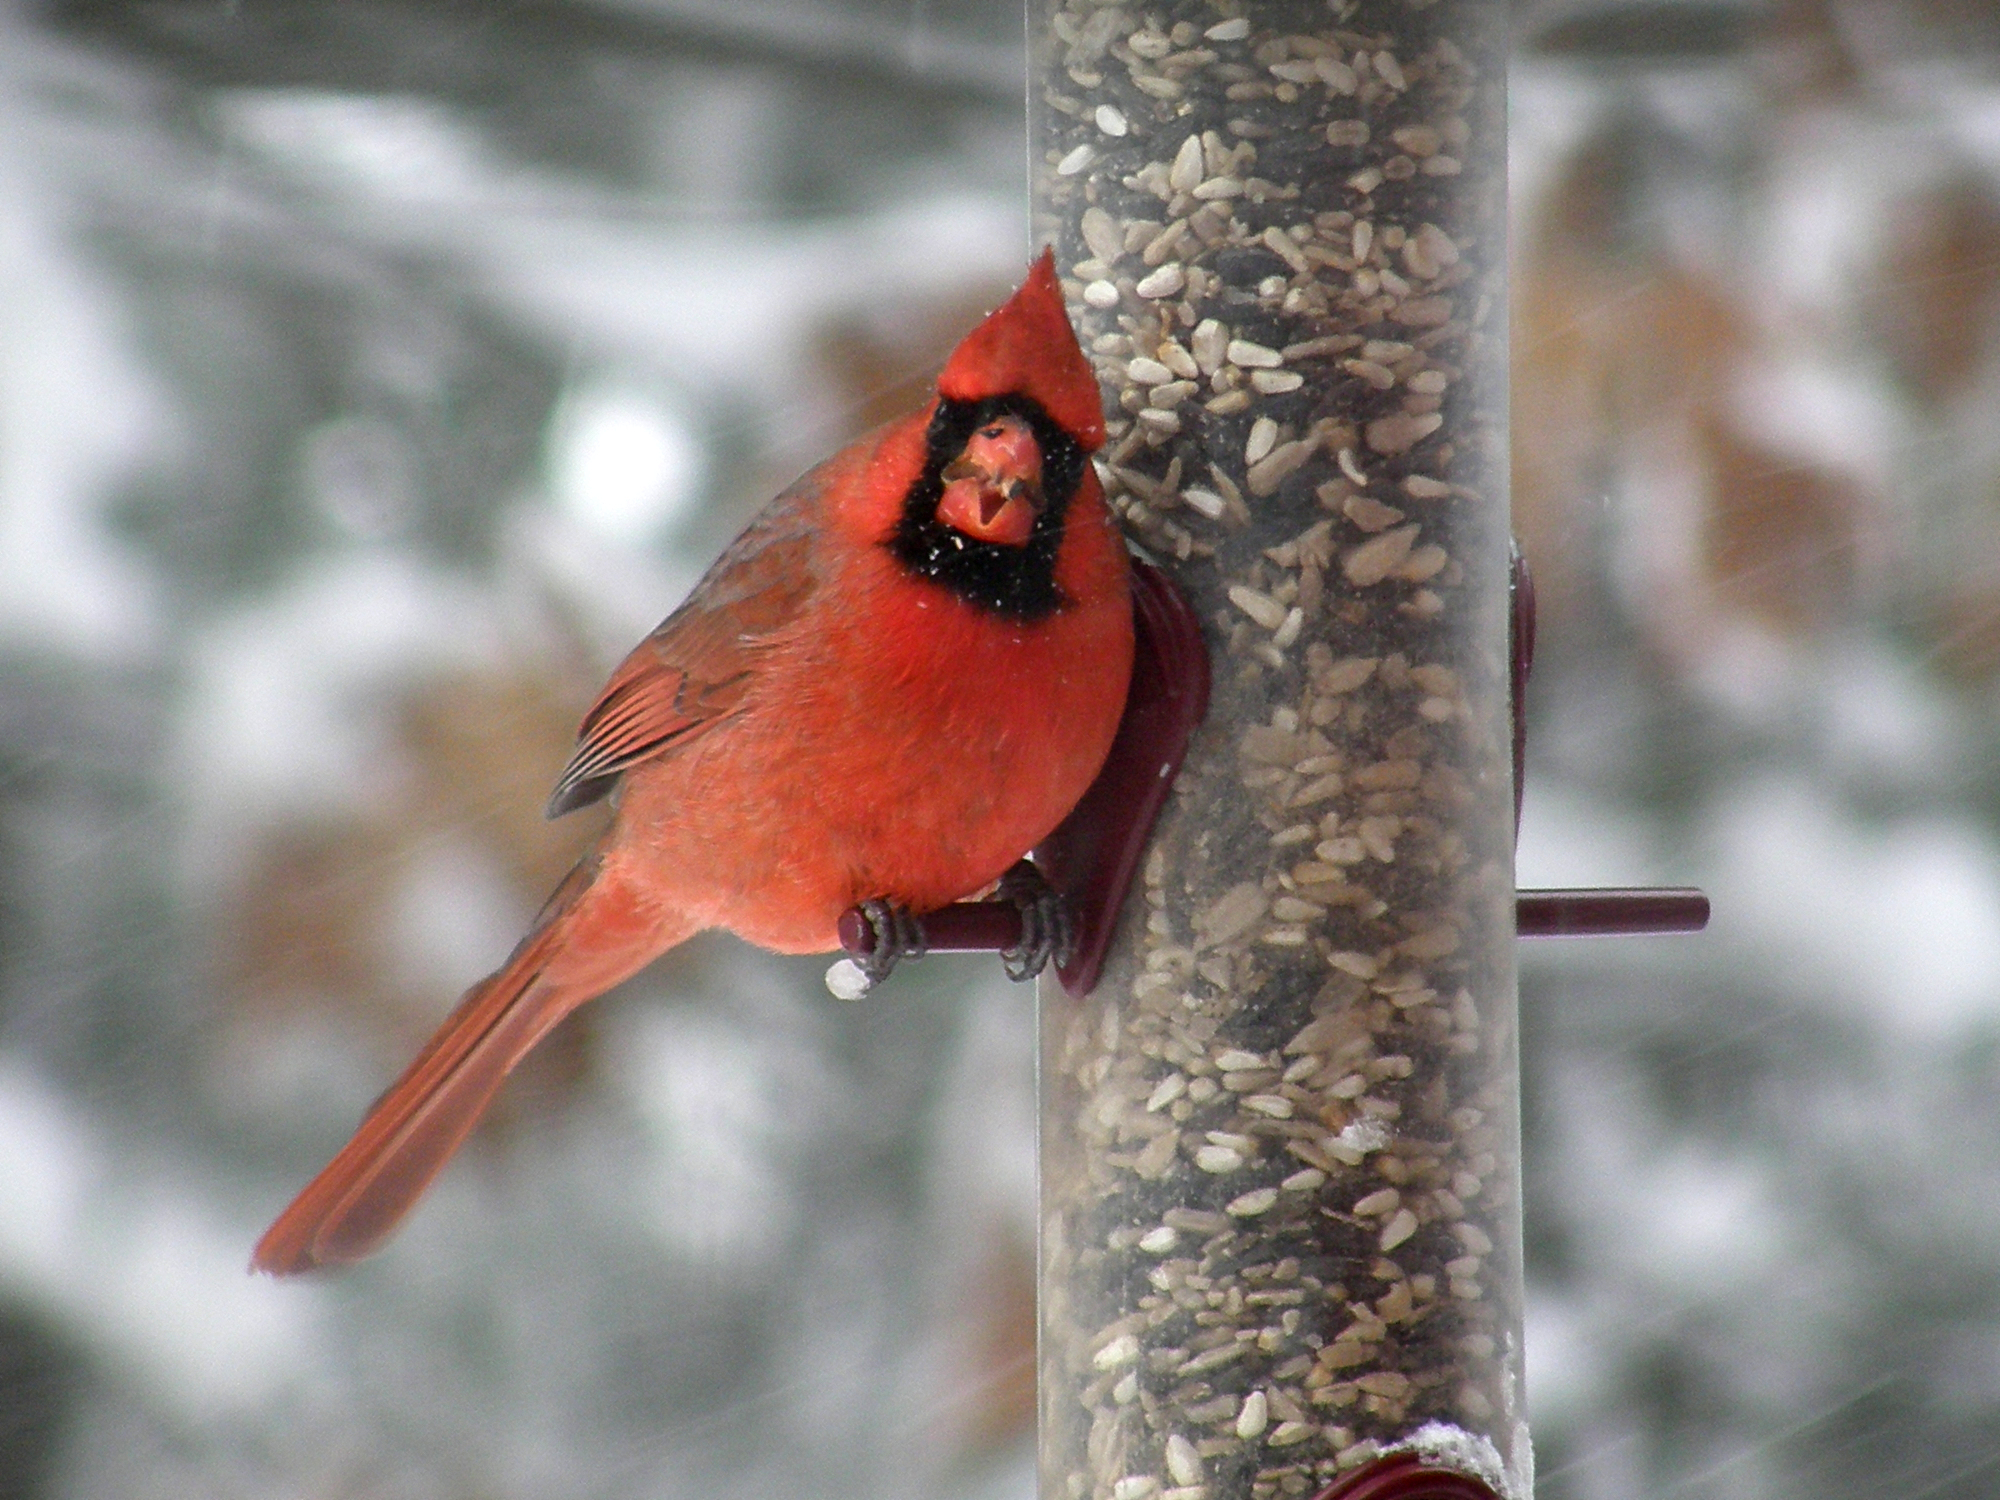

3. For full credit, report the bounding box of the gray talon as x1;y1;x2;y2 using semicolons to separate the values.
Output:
858;898;927;988
996;860;1071;982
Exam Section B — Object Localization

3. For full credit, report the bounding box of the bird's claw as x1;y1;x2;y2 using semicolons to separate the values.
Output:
996;860;1072;983
863;898;928;982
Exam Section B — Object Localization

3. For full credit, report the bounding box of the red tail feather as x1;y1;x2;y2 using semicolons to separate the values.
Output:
251;854;681;1274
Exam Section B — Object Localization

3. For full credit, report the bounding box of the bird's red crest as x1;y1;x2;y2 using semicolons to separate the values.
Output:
938;248;1105;451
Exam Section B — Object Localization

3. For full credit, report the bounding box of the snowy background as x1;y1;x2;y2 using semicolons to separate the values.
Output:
0;0;1997;1497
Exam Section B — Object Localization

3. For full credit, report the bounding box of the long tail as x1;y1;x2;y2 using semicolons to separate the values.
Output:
252;848;687;1275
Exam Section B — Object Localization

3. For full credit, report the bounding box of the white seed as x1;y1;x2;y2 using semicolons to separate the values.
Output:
1282;1167;1326;1192
824;959;871;1000
1166;1432;1204;1485
1146;1073;1188;1111
1343;357;1396;391
1139;1225;1180;1254
1343;524;1419;586
1112;1476;1158;1500
1360;414;1440;456
1134;1130;1180;1177
1149;380;1197;409
1380;1207;1419;1250
1261;225;1310;274
1245;417;1278;465
1191;319;1228;373
1317;56;1359;94
1126;356;1174;385
1084;279;1121;309
1317;837;1364;865
1226;1187;1277;1217
1270;1421;1316;1447
1096;104;1129;137
1080;206;1124;264
1057;144;1095;176
1392;124;1442;157
1144;219;1187;265
1181;487;1225;519
1196;1144;1245;1173
1416;221;1461;268
1247;438;1315;496
1270;606;1304;649
1399;545;1448;582
1227;585;1287;630
1137;408;1181;435
1227;338;1283;368
1354;1188;1401;1216
1136;263;1186;299
1455;1223;1495;1255
1196;882;1267;946
1329;950;1379;978
1204;17;1249;41
1094;1333;1140;1370
1215;1048;1266;1071
1244;1093;1294;1118
1236;1389;1269;1438
1157;340;1199;378
1169;135;1205;192
1251;369;1303;394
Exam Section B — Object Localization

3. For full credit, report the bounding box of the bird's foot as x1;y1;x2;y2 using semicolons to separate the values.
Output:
995;860;1072;983
825;898;928;1000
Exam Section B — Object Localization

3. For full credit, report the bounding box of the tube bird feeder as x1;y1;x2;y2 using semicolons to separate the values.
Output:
1028;6;1525;1499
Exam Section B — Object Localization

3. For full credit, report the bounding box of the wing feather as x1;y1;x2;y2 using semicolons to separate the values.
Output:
546;490;820;817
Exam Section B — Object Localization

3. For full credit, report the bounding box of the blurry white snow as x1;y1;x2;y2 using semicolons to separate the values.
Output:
0;51;168;659
214;84;1028;450
0;1060;325;1421
546;379;708;546
385;838;537;996
217;90;494;205
606;1004;817;1268
1525;1289;1608;1430
1515;782;1666;891
1707;774;2000;1035
175;550;507;833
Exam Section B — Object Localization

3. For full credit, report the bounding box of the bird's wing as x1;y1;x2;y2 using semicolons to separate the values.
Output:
546;493;821;817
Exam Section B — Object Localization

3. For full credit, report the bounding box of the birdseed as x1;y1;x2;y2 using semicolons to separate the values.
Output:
1032;1;1522;1498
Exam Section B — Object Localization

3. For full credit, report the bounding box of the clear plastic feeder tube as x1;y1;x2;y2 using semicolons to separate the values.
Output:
1030;4;1524;1499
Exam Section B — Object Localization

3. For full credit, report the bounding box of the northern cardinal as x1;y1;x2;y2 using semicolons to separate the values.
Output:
252;251;1132;1274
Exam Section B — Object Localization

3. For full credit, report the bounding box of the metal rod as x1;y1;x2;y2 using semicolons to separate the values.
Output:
840;886;1710;961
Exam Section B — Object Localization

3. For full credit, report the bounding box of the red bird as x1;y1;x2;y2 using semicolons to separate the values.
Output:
252;251;1132;1274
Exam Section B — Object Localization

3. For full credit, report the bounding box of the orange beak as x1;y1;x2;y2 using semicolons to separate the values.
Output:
936;416;1044;546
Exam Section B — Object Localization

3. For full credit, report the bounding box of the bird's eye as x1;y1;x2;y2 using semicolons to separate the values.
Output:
980;424;1006;439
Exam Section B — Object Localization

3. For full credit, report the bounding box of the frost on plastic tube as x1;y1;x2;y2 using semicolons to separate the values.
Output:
1030;4;1525;1499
